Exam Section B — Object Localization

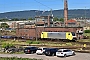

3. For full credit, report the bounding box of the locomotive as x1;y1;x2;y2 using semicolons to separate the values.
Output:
41;32;77;41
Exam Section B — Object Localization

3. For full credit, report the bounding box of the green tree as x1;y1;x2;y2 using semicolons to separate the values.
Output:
53;17;59;21
0;23;9;28
59;18;64;22
0;18;8;22
84;30;90;33
53;17;64;22
28;18;33;20
20;18;26;21
11;18;19;21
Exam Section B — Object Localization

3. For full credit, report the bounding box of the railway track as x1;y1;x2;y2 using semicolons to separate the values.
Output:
1;38;90;53
1;38;90;45
38;39;90;45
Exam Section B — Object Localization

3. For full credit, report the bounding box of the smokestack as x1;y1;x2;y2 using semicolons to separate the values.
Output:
64;0;68;24
48;15;50;27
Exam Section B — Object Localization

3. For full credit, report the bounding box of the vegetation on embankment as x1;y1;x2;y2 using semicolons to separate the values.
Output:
0;57;42;60
0;39;90;54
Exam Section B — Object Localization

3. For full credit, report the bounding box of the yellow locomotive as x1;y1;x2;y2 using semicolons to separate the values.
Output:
41;32;77;41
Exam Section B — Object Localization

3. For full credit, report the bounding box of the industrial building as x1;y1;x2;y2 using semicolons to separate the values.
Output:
16;0;83;40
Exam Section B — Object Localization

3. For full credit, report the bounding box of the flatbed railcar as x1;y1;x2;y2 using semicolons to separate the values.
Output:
41;32;77;41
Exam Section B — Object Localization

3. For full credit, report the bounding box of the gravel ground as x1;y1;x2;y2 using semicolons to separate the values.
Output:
0;53;90;60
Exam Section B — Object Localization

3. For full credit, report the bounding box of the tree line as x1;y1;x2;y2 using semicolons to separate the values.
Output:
0;17;64;22
0;18;34;22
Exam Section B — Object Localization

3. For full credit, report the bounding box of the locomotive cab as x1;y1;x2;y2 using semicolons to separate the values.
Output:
71;32;77;40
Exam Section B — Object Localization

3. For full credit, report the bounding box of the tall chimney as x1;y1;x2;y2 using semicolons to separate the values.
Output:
48;15;50;27
64;0;68;24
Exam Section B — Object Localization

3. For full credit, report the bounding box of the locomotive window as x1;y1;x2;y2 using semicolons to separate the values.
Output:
68;33;70;35
71;32;75;36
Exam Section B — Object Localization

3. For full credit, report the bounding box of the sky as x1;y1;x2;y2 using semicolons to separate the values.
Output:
0;0;90;13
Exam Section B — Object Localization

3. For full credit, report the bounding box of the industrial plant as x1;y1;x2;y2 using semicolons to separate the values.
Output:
15;0;85;40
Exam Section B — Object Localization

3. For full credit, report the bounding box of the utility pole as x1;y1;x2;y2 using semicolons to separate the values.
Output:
35;10;38;41
35;18;37;41
85;7;86;27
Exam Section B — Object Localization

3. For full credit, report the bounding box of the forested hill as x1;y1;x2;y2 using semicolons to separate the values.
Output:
0;9;90;19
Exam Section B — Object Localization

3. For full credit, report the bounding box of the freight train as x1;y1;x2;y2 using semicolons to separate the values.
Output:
41;32;77;41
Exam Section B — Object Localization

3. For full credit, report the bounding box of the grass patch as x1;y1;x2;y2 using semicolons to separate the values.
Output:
13;51;24;54
26;40;41;44
0;39;90;48
66;43;72;46
2;43;14;48
78;39;90;42
1;40;28;45
0;57;42;60
84;33;90;36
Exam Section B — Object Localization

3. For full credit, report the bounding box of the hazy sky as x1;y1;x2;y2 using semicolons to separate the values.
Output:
0;0;90;13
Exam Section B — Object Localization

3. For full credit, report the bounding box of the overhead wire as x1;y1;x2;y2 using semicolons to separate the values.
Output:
34;0;52;9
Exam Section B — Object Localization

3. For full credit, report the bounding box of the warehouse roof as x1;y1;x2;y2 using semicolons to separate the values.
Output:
66;19;77;24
